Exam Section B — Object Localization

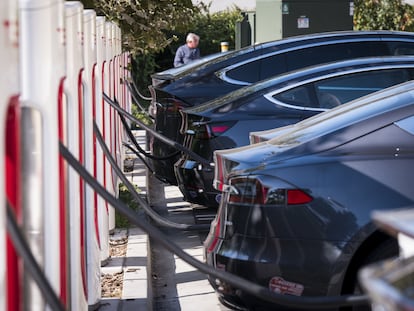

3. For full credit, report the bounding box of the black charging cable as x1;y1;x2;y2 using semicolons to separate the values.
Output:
114;96;180;162
93;120;210;231
125;78;152;102
103;93;211;166
6;202;66;311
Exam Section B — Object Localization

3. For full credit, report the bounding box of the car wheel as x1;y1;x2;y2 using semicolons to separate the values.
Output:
343;238;399;311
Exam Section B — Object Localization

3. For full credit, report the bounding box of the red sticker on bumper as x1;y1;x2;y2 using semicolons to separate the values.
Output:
269;276;304;296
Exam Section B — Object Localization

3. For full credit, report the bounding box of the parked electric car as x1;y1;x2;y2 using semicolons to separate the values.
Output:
204;80;414;310
149;30;414;185
174;56;414;207
148;52;227;116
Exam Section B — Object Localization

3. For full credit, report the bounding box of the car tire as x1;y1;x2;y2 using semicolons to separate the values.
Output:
342;238;399;311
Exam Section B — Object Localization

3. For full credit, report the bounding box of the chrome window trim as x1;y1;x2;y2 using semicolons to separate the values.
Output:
263;94;328;112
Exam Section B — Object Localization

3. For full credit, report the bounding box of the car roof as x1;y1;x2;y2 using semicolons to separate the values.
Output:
152;30;414;81
182;55;414;116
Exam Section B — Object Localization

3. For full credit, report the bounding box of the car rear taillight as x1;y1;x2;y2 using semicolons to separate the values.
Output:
191;121;235;139
209;121;235;136
210;124;231;135
227;177;313;206
285;189;314;205
228;177;268;204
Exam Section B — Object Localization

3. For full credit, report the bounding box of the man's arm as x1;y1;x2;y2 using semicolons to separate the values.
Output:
195;48;200;59
174;46;184;67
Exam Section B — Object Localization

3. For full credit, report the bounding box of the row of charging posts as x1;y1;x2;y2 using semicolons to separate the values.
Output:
1;0;131;310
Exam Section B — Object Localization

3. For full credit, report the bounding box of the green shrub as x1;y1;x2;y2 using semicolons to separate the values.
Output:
131;6;244;96
116;183;141;228
354;0;414;31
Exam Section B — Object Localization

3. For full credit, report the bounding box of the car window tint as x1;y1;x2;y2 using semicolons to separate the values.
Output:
286;42;389;71
259;53;288;80
387;42;414;55
314;68;414;109
276;86;313;107
224;41;414;85
225;60;262;83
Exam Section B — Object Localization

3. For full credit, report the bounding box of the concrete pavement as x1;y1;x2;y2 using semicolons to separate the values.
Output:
98;130;228;311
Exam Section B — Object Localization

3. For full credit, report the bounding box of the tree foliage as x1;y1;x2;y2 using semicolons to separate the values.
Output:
354;0;414;31
86;0;244;106
188;3;243;54
131;4;244;100
156;4;244;71
93;0;199;54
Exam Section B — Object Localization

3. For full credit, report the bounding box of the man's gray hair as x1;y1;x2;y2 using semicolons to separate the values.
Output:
186;33;200;43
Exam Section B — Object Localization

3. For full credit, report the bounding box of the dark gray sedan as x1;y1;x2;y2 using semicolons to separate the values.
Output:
204;80;414;310
176;56;414;208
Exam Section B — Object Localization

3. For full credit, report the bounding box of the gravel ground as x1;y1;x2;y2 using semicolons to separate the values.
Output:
100;157;136;298
101;234;128;298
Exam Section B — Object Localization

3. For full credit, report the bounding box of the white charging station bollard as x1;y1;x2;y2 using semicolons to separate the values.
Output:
96;15;111;266
64;2;88;310
105;21;116;233
19;0;66;309
113;24;123;180
83;9;102;309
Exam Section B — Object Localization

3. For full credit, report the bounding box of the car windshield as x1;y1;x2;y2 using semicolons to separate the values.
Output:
268;81;414;147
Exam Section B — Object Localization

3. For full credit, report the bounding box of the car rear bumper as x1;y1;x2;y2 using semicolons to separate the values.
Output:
204;234;347;310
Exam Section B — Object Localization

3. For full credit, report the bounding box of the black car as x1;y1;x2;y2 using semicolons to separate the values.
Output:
175;56;414;208
203;80;414;311
148;52;227;117
149;30;414;185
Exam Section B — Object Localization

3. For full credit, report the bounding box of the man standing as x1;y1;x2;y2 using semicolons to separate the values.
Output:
173;33;200;67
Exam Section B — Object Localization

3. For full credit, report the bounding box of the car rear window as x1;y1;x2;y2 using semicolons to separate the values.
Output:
225;61;259;83
273;68;414;109
286;42;390;71
314;68;414;107
388;42;414;55
222;40;414;87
